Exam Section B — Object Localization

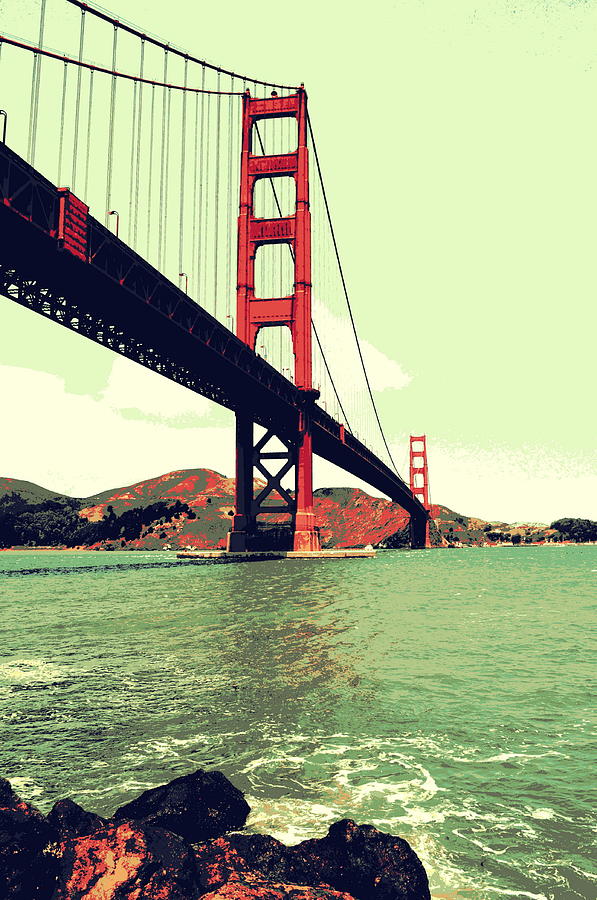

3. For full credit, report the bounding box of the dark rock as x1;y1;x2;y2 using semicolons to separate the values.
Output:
200;875;357;900
113;768;250;843
224;833;323;887
51;821;201;899
0;776;20;806
290;820;431;900
47;798;106;838
220;821;430;900
0;778;59;900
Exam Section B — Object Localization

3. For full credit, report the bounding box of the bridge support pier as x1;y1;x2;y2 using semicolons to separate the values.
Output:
410;510;431;550
293;399;320;552
226;413;254;552
226;400;321;552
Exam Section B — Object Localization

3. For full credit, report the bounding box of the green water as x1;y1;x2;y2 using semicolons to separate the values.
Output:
1;547;595;899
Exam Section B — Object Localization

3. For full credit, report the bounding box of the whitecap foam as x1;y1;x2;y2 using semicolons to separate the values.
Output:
483;889;548;900
0;658;67;684
450;749;566;764
529;808;555;820
7;777;45;801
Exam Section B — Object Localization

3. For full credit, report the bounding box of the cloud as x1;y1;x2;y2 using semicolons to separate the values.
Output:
311;303;412;397
2;365;593;525
361;340;412;392
0;365;233;497
100;355;211;425
389;436;597;524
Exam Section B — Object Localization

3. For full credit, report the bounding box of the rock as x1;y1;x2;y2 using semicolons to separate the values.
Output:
219;833;321;887
113;768;250;843
0;777;58;900
220;821;430;900
193;835;252;893
290;820;431;900
47;798;106;838
51;821;200;899
200;875;357;900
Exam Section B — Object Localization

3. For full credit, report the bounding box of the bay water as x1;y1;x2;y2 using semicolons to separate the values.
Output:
1;546;595;899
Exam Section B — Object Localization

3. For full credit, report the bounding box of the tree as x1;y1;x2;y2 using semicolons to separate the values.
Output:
550;518;597;543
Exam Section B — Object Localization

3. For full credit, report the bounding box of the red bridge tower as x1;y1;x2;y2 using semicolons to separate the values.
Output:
227;88;320;552
409;434;432;548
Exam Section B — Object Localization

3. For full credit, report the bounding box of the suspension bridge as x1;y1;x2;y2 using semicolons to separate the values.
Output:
0;0;432;552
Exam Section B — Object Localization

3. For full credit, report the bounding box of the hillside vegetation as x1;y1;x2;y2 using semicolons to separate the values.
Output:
0;470;593;550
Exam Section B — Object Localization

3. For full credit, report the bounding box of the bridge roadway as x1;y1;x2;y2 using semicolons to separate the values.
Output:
0;141;427;523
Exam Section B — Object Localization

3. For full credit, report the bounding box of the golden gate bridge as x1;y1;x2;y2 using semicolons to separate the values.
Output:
0;0;432;551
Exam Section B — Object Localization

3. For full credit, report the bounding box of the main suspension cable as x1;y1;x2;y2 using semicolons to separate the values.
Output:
0;35;246;94
65;0;299;91
306;112;400;475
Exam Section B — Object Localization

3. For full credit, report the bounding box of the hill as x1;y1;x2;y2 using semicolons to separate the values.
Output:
0;468;575;550
0;477;64;505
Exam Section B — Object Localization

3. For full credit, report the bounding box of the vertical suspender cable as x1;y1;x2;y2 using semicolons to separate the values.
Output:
213;70;222;319
163;86;172;272
71;8;85;190
127;79;138;242
28;0;46;164
191;87;200;300
157;48;169;269
127;40;142;244
105;25;119;223
178;57;189;277
28;52;37;161
133;39;145;248
197;66;206;305
146;84;156;260
83;69;94;200
203;85;211;309
226;75;234;323
57;61;68;185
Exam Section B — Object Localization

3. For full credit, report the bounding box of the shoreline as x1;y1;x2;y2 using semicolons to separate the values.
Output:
1;541;592;553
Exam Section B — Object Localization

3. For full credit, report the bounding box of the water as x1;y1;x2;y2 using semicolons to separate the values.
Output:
1;547;595;899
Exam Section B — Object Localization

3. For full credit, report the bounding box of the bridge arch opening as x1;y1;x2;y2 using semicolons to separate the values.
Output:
251;117;297;157
254;243;294;299
254;323;295;382
253;175;296;219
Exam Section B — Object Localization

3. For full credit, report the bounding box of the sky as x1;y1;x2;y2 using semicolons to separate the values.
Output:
0;0;595;524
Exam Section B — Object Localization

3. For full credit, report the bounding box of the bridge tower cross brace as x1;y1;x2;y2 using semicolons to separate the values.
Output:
227;88;320;552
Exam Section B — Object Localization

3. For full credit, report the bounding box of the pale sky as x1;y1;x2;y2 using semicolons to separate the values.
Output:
0;0;595;524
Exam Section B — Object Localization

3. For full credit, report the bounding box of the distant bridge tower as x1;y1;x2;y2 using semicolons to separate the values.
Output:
227;87;320;552
409;434;432;548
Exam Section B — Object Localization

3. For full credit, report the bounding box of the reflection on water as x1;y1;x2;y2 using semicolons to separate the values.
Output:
1;547;595;899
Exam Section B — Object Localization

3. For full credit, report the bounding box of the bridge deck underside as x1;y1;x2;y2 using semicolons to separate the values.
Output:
0;144;425;519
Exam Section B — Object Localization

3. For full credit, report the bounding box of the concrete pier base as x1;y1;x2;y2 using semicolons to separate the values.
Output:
176;549;375;562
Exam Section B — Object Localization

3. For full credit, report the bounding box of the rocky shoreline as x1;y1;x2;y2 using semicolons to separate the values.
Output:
1;769;431;899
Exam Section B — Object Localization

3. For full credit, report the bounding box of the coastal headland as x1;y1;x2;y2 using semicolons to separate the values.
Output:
2;468;590;552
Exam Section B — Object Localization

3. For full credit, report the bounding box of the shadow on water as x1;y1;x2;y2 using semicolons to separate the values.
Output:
0;558;252;577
